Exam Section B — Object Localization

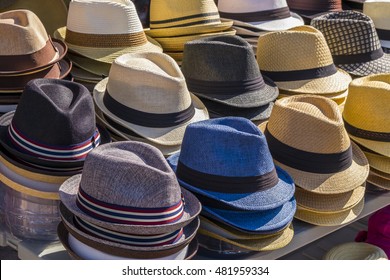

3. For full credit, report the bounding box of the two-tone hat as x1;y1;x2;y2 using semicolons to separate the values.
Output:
311;11;390;77
363;0;390;50
287;0;343;22
324;242;388;260
181;35;278;122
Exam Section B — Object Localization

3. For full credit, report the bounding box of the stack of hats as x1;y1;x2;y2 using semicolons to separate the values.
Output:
181;35;278;124
311;10;390;77
342;74;390;191
0;10;71;115
58;141;201;260
260;95;369;226
217;0;304;52
323;242;388;260
257;25;352;106
363;0;390;53
355;205;390;258
287;0;343;24
145;0;235;64
0;78;109;240
93;52;209;157
167;117;296;255
54;0;162;91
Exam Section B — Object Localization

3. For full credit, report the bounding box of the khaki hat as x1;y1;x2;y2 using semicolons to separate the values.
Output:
364;0;390;49
54;0;162;64
259;95;369;194
324;242;388;260
257;25;352;95
146;0;233;38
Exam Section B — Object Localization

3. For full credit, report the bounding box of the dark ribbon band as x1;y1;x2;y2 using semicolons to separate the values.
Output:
176;161;279;194
344;119;390;142
376;28;390;41
103;91;196;128
261;64;337;82
219;7;291;22
264;129;353;174
288;0;342;12
150;12;220;28
333;48;384;65
186;77;265;95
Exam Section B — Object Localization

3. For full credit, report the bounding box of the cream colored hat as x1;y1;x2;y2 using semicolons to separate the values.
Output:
54;0;162;63
93;52;209;146
257;25;352;95
324;242;388;260
363;0;390;48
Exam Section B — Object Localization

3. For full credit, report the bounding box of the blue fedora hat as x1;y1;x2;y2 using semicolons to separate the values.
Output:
167;117;295;212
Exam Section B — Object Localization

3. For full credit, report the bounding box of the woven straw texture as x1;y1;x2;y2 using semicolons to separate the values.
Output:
324;242;388;260
256;25;351;94
363;1;390;48
277;88;348;104
371;167;390;180
361;148;390;174
367;170;390;190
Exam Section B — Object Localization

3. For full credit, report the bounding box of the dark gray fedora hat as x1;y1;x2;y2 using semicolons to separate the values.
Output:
181;35;278;108
59;141;201;235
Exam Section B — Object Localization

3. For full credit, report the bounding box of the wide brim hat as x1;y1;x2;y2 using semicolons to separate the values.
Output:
94;78;209;146
324;242;388;260
168;153;295;211
59;203;199;259
53;27;163;64
59;174;202;235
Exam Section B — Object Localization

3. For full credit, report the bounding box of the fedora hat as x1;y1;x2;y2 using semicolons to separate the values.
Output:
145;0;233;38
218;0;304;31
93;52;209;147
324;242;388;260
367;171;390;190
181;35;279;109
259;95;369;193
54;0;162;64
257;25;352;95
363;148;390;174
287;0;343;21
342;74;390;157
311;11;390;77
363;0;390;49
59;141;201;235
277;88;348;105
0;79;110;169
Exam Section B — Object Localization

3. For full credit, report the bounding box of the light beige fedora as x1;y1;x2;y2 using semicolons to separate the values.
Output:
363;0;390;49
324;242;388;260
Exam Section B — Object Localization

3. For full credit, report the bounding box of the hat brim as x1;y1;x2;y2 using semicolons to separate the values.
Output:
277;88;348;104
359;146;390;174
53;27;163;63
367;170;390;190
0;104;17;113
66;52;111;77
70;66;102;83
93;78;209;146
145;19;234;38
349;134;390;158
380;39;390;49
167;152;295;211
295;196;364;226
59;174;202;235
164;52;183;62
323;242;388;260
231;25;268;37
338;53;390;77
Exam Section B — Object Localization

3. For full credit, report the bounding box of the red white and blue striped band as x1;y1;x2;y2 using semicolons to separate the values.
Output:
8;122;101;162
76;187;184;225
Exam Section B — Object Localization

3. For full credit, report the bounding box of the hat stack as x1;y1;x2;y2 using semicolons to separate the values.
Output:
93;52;209;156
181;35;279;123
167;117;296;255
323;242;388;260
257;25;352;106
54;0;162;91
260;95;369;226
217;0;304;53
0;78;110;240
342;74;390;190
58;141;201;260
287;0;343;24
363;0;390;54
145;0;235;64
0;9;71;115
311;11;390;77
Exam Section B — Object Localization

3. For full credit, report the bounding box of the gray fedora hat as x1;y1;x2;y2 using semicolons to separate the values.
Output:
59;141;201;235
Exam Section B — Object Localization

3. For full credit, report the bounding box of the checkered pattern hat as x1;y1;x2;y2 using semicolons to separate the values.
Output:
311;11;390;77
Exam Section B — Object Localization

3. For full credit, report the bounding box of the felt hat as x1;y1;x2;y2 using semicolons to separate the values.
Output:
324;242;388;260
363;0;390;49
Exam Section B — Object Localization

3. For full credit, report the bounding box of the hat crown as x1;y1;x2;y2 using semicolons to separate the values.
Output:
182;35;263;83
363;1;390;30
106;52;192;114
0;10;49;55
79;142;182;208
267;95;351;154
179;117;276;177
343;74;390;133
257;25;334;71
12;79;96;146
218;0;289;13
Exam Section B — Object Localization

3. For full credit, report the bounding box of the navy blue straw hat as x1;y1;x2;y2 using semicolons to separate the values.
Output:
167;117;295;212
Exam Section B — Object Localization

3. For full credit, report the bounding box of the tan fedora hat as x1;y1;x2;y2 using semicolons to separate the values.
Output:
343;74;390;157
367;170;390;190
358;145;390;174
259;95;369;194
257;25;352;95
277;88;348;105
93;52;209;146
364;0;390;49
145;0;233;38
370;167;390;180
324;242;388;260
53;0;162;64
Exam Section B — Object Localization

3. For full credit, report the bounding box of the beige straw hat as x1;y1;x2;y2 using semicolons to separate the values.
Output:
256;25;352;95
363;0;390;49
277;88;348;105
360;146;390;174
343;74;390;157
145;0;233;38
53;0;162;63
324;242;388;260
371;167;390;180
367;170;390;190
93;52;209;146
259;95;369;194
